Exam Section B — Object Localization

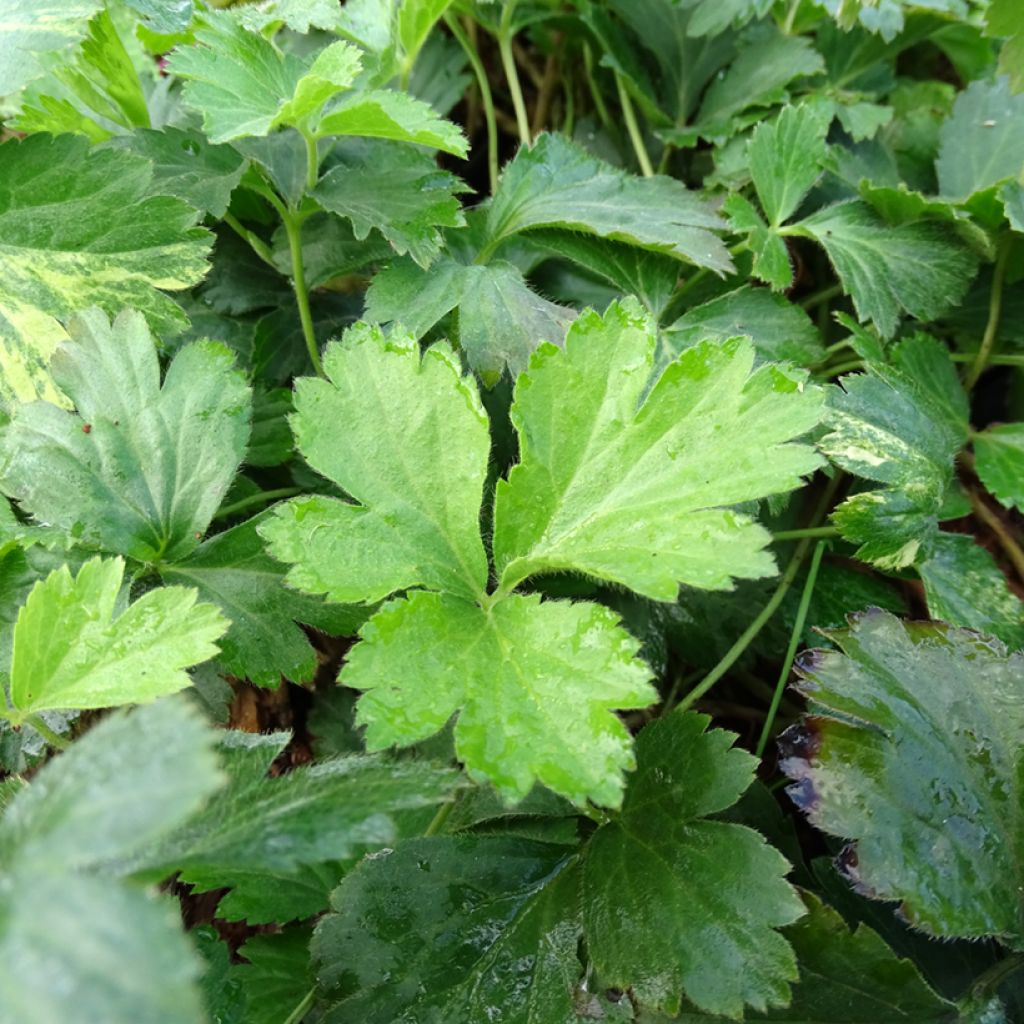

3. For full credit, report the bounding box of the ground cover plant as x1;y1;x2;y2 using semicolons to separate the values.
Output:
0;0;1023;1019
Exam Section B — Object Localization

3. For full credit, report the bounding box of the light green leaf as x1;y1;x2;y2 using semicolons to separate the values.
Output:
238;0;346;32
6;556;226;722
1001;181;1024;232
312;142;468;266
781;609;1024;944
987;0;1024;94
974;422;1024;512
919;533;1024;651
723;193;794;290
315;88;468;155
749;103;830;227
397;0;454;69
819;335;968;568
0;308;251;564
313;837;581;1024
121;0;194;34
161;514;367;687
0;135;212;406
0;0;101;97
260;323;490;604
584;713;803;1017
936;77;1024;200
0;700;222;1024
167;12;363;142
347;591;655;806
789;200;978;337
493;301;823;600
685;0;772;37
483;133;732;271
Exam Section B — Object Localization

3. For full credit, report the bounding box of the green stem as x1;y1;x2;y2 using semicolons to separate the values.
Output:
214;487;302;522
756;540;826;758
497;6;530;146
582;43;613;135
446;13;499;194
772;525;839;541
965;235;1012;392
281;209;324;377
301;128;319;193
800;283;843;310
424;797;456;837
24;715;69;751
281;988;315;1024
824;359;864;378
969;490;1024;584
223;213;277;269
783;0;802;34
971;952;1024;998
615;71;653;177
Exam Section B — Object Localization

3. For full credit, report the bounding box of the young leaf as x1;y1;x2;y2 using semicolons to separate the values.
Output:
344;590;656;806
787;200;978;337
973;423;1024;512
0;308;251;564
312;837;581;1024
722;193;795;290
260;323;491;605
0;135;212;405
482;133;732;271
781;610;1024;944
493;300;824;600
167;12;363;142
584;713;803;1018
6;557;226;723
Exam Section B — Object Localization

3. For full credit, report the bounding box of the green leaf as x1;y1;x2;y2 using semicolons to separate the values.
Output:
122;0;194;34
749;103;831;227
238;0;346;32
918;533;1024;651
493;300;823;600
819;336;968;568
313;836;581;1024
345;590;655;806
0;0;101;97
236;928;314;1024
0;134;212;406
781;609;1024;944
974;422;1024;512
260;323;491;605
936;77;1024;200
723;193;794;290
161;514;367;687
788;200;978;337
312;142;468;266
0;700;222;1023
397;0;454;69
584;713;803;1017
988;0;1024;94
6;556;226;722
483;133;732;271
0;308;251;564
167;12;363;142
315;89;468;156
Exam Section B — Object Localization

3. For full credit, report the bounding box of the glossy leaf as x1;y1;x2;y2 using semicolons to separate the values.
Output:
974;423;1024;512
781;609;1024;945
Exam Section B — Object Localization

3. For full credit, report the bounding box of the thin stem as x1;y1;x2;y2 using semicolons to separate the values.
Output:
969;490;1024;583
223;213;277;269
951;352;1024;367
615;71;653;177
447;13;499;194
582;43;613;134
424;797;456;837
281;210;324;377
824;359;865;378
800;283;843;310
214;487;302;522
965;234;1012;391
783;0;802;34
772;525;839;541
301;129;320;193
971;953;1024;998
282;988;315;1024
24;715;69;751
531;37;561;137
497;7;531;145
756;540;826;758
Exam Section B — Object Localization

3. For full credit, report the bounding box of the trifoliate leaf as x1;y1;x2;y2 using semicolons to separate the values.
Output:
167;12;363;142
663;285;825;369
918;533;1024;651
315;89;468;155
0;701;222;1024
722;193;794;290
788;200;978;337
974;423;1024;512
260;323;491;605
0;0;101;97
345;590;656;806
493;300;824;600
236;928;315;1024
161;514;367;687
0;308;251;564
936;77;1024;200
5;557;226;723
483;133;732;272
781;609;1024;944
819;336;968;568
584;713;803;1018
0;135;212;405
312;837;581;1024
364;255;575;382
312;142;468;266
749;103;830;227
